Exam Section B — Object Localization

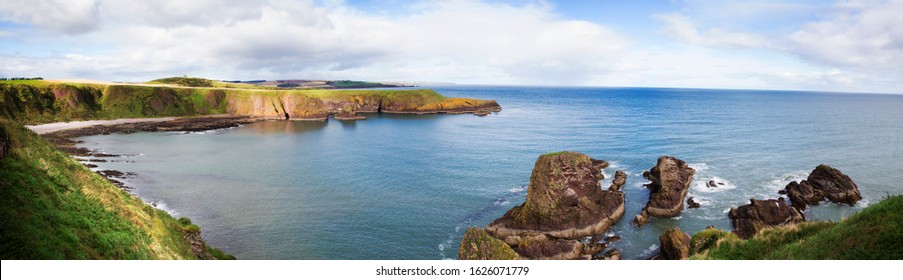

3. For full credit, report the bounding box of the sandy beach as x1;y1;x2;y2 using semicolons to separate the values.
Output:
26;117;177;135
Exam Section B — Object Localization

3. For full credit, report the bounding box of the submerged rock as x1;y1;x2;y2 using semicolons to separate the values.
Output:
783;164;862;210
658;227;691;260
634;156;695;226
728;198;804;239
458;227;520;260
485;151;625;241
609;170;627;192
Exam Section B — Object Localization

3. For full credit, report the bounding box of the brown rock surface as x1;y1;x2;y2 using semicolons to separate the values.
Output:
609;170;627;192
634;156;695;225
728;198;804;239
783;164;862;210
658;227;690;260
485;151;625;240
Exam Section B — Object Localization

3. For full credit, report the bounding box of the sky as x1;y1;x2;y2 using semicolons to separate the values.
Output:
1;0;901;93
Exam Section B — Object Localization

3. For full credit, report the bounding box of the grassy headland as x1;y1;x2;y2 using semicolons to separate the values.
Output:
0;119;232;259
690;195;903;260
1;79;499;124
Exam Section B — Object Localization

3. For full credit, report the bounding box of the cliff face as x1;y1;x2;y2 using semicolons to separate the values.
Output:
1;82;501;124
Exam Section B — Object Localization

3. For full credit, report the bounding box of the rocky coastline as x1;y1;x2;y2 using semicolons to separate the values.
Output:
460;150;867;260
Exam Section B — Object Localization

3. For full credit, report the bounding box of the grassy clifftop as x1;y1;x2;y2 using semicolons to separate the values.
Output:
1;80;499;124
0;119;232;259
690;195;903;260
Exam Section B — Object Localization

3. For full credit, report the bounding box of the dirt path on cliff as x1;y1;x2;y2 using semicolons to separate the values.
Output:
26;117;178;135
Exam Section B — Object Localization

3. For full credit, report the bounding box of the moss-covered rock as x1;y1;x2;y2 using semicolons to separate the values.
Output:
458;227;520;260
658;227;690;260
729;198;805;239
486;151;625;240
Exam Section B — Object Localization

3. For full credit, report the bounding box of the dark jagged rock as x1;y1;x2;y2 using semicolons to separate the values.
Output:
728;198;804;239
687;197;701;209
609;170;627;192
591;159;609;170
783;165;862;210
485;152;625;241
659;227;691;260
458;227;520;260
633;156;695;226
0;124;8;159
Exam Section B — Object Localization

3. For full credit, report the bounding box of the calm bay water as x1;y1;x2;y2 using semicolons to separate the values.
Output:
76;86;903;259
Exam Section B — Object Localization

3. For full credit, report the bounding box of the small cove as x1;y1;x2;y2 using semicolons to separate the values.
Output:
75;86;903;259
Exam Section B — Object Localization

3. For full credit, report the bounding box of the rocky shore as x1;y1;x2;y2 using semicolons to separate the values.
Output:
459;150;867;260
725;164;861;239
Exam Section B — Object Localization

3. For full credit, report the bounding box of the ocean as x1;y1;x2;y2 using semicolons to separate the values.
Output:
74;86;903;259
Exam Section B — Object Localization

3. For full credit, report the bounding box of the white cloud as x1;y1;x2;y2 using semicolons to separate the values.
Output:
789;0;903;70
0;0;100;34
0;0;630;85
653;13;773;49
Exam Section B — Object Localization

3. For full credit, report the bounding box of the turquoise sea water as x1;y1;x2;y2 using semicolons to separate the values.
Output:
76;86;903;259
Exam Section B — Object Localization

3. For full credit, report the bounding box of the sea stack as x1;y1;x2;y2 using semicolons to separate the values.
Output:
633;156;695;226
485;151;625;240
728;198;805;239
460;151;626;260
609;170;627;192
782;164;862;210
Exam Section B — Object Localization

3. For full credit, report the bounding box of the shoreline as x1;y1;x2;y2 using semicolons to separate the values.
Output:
37;115;262;200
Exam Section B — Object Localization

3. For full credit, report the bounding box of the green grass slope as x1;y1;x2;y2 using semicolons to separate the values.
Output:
691;195;903;259
0;120;233;259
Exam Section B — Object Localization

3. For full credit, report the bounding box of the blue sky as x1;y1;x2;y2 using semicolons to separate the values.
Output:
1;0;901;93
